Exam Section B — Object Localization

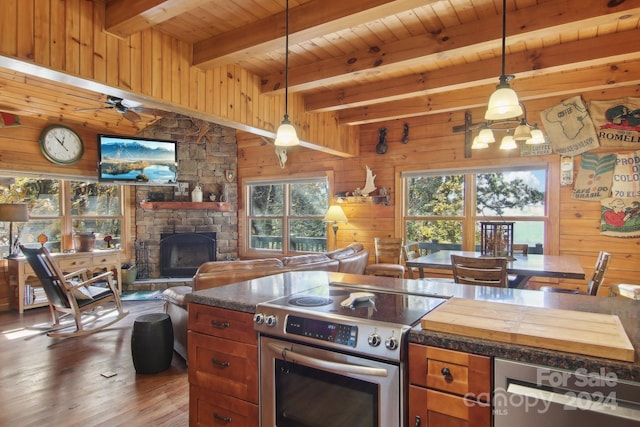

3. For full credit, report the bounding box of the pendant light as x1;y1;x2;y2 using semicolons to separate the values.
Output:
274;0;299;147
485;0;523;121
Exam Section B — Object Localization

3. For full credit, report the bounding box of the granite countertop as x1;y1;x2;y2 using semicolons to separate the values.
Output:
186;271;640;382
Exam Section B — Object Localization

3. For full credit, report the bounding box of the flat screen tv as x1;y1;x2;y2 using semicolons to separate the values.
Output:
97;134;178;184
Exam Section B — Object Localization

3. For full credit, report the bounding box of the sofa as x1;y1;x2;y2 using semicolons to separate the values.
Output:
162;242;370;360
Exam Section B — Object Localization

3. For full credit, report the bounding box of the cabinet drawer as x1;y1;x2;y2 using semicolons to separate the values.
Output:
57;256;92;271
188;331;258;403
188;303;257;344
93;252;119;266
409;385;491;427
409;344;491;400
190;385;258;427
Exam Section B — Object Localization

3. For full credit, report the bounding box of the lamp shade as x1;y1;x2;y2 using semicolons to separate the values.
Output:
0;203;29;222
526;128;546;144
513;122;532;141
274;119;299;147
471;136;489;150
323;205;348;223
478;128;495;143
499;135;517;150
484;87;523;120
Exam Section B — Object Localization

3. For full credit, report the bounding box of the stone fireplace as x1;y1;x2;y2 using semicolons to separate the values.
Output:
132;115;238;279
160;232;217;277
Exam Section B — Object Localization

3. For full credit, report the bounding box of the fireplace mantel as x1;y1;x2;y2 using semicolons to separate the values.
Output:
140;201;232;211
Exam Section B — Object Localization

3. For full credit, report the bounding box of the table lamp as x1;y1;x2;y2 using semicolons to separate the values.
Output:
323;205;348;250
0;203;29;258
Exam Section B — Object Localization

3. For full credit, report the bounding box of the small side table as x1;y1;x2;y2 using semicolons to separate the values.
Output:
131;313;173;374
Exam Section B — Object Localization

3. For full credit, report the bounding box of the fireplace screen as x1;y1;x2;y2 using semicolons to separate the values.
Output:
160;232;216;277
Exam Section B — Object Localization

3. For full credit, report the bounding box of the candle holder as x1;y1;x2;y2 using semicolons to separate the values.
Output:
480;221;515;260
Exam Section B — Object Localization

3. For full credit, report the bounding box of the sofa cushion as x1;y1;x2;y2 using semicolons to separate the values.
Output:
326;242;364;259
282;253;332;268
336;248;370;274
193;258;286;291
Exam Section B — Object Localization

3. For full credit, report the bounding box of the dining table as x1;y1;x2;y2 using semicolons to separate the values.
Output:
405;250;586;288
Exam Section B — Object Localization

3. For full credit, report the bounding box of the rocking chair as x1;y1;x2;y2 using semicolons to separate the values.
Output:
20;245;128;337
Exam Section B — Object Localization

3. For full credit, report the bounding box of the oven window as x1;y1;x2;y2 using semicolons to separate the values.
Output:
275;359;378;426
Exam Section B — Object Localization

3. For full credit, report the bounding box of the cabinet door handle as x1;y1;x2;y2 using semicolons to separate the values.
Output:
211;320;230;329
213;412;232;423
441;367;452;381
211;358;230;368
414;415;421;426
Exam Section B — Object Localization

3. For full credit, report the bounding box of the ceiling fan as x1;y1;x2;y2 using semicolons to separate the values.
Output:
72;95;154;122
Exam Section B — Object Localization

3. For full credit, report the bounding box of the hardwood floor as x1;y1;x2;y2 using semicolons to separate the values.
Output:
0;300;188;426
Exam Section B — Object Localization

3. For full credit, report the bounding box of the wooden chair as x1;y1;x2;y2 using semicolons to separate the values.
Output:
20;245;128;337
512;244;528;256
403;242;422;279
540;251;611;296
365;237;405;278
450;255;509;288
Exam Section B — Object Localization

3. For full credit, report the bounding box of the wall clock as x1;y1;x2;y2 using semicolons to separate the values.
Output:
39;125;84;165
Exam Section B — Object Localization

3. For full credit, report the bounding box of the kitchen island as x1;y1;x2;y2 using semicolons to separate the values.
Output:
186;270;639;426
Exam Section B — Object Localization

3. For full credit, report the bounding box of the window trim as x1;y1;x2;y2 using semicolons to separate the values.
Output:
241;171;334;258
395;156;561;255
0;177;129;255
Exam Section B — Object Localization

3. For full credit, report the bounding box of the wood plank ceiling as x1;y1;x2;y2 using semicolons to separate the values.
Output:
1;0;640;135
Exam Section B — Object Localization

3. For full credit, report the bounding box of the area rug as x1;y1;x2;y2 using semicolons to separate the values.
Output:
120;290;164;301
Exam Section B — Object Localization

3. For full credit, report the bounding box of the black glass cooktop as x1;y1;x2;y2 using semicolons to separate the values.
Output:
263;283;448;327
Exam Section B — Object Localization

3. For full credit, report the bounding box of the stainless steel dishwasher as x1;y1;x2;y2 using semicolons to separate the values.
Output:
494;358;640;426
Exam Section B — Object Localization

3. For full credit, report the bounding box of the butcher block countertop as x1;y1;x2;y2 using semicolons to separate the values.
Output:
420;298;634;362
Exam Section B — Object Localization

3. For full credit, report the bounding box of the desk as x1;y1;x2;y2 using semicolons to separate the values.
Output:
8;250;122;313
406;250;585;288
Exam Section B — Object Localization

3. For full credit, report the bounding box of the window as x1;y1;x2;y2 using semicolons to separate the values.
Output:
0;178;123;257
247;177;329;253
403;166;547;253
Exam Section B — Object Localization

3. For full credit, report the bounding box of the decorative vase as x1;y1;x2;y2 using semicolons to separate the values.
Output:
191;184;203;202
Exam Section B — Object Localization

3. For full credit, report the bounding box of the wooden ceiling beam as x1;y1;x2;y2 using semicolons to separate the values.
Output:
263;0;640;94
105;0;213;38
192;0;438;69
337;58;640;125
306;27;640;112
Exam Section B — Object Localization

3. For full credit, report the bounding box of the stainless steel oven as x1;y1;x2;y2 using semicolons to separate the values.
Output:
254;283;447;427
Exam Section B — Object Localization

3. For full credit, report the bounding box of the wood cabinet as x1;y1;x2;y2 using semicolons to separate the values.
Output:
8;250;122;313
188;303;259;427
408;343;492;427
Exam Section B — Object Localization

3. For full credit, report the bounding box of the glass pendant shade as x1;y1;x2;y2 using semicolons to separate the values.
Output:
471;136;489;149
513;122;532;141
485;86;523;120
274;117;299;147
478;128;495;143
526;128;546;144
499;135;517;150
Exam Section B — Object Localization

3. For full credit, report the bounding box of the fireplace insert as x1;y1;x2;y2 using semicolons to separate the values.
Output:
160;232;216;277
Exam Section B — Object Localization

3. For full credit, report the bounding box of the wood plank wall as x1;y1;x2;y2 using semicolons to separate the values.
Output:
237;88;640;294
0;0;357;156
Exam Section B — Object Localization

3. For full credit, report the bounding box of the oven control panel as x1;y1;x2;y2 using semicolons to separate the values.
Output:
285;315;358;347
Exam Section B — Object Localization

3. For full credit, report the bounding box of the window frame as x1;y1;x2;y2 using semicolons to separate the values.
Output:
396;157;560;255
244;173;332;257
0;177;127;255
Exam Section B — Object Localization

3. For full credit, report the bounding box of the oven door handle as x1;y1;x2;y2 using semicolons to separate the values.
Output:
507;382;640;422
267;343;389;378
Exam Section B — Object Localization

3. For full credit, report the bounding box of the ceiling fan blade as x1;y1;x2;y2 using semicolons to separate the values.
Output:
74;106;113;112
122;110;141;122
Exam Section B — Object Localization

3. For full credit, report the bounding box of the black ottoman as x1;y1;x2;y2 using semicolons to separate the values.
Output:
131;313;173;374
